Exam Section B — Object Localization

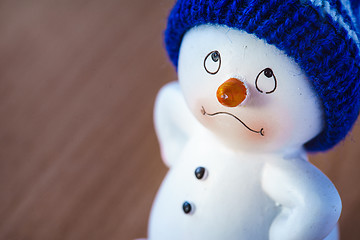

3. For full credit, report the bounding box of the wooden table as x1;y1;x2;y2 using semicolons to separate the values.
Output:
0;1;359;239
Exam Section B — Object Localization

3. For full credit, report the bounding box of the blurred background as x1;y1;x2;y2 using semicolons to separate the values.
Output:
0;0;359;239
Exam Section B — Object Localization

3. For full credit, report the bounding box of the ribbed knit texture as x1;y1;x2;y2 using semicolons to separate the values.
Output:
164;0;360;152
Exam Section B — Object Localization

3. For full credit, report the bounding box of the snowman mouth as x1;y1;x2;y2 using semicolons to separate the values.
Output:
201;106;264;136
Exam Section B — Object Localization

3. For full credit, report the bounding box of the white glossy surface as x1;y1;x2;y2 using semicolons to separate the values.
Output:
149;25;341;240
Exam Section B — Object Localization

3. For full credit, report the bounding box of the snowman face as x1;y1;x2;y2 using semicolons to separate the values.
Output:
178;25;323;153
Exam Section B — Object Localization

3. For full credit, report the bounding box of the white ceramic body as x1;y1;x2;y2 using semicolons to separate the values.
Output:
148;25;342;240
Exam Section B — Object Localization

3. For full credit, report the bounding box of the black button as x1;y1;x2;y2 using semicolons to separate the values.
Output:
183;201;192;214
195;167;206;180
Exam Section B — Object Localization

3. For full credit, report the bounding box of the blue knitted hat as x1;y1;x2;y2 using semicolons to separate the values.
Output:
164;0;360;152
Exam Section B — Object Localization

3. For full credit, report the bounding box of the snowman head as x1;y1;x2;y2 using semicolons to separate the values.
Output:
178;25;323;153
165;0;360;152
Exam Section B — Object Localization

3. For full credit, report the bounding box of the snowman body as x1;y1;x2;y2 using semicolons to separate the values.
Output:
148;25;342;240
149;126;277;239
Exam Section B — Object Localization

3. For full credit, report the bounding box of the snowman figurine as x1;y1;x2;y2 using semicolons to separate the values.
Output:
148;1;360;240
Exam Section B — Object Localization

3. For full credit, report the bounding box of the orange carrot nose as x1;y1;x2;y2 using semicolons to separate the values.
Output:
216;78;248;107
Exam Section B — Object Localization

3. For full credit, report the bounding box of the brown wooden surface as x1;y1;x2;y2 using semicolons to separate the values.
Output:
0;1;359;239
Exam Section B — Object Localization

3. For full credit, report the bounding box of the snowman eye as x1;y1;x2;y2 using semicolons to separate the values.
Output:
255;68;277;94
204;50;221;75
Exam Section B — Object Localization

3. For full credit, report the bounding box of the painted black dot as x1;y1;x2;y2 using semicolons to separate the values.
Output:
211;51;220;62
183;201;192;214
195;167;206;180
264;68;273;78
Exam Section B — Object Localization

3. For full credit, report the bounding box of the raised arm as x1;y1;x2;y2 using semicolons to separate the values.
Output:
154;81;200;167
261;156;342;240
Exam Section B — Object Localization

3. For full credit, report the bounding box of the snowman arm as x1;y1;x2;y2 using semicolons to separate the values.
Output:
261;158;342;240
154;81;199;167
